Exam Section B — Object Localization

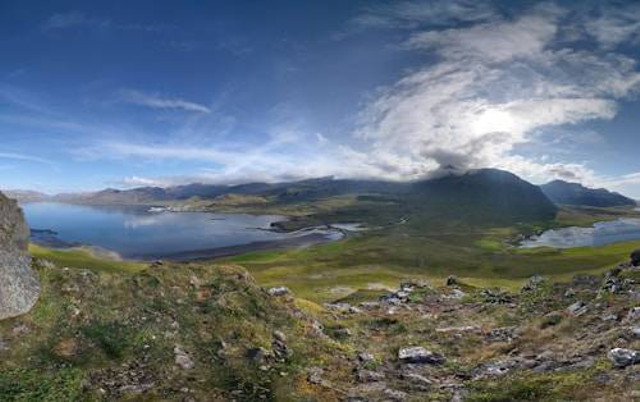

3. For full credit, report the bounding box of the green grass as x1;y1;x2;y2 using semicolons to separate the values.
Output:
0;368;84;402
29;244;147;274
225;223;640;302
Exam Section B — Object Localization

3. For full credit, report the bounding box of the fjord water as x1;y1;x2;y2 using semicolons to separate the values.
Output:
521;218;640;248
23;202;337;259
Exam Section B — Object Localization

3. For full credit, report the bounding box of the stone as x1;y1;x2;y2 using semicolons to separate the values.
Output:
567;301;588;316
401;373;432;390
398;347;445;365
608;348;640;368
355;369;385;383
357;351;375;363
383;388;407;401
631;250;640;267
247;347;270;364
521;275;546;292
334;328;352;339
174;346;195;370
267;286;290;296
627;307;640;322
273;330;287;342
0;191;40;320
446;275;458;286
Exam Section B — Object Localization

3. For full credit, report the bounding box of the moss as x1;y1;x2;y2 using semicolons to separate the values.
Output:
81;321;132;360
0;369;84;402
467;377;553;401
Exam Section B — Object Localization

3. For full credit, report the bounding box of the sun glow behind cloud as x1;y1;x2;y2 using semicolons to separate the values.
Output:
3;0;640;196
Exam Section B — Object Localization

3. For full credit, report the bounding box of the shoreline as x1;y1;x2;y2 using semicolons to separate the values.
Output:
143;232;340;261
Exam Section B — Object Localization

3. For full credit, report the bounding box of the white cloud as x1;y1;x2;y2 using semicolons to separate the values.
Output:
350;4;640;185
120;89;211;114
407;14;559;63
353;0;496;29
584;3;640;48
0;152;54;165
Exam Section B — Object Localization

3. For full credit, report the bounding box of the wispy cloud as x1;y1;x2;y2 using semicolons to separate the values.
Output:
42;12;110;30
0;152;54;165
120;89;211;114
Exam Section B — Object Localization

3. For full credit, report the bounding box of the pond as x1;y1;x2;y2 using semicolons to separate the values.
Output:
520;218;640;249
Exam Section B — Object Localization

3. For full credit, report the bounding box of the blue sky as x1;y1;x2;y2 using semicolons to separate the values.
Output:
1;0;640;197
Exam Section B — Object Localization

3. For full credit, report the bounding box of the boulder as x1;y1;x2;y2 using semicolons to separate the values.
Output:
521;275;546;292
174;346;195;370
608;348;640;368
566;301;588;316
0;191;40;320
632;249;640;267
398;347;445;365
267;286;290;296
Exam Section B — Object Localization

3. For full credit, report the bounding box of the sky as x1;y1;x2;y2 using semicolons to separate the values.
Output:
1;0;640;197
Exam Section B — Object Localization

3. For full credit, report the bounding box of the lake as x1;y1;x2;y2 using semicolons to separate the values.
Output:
23;202;346;260
520;218;640;249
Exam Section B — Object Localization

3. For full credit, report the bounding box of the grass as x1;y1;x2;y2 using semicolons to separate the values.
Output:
225;217;640;302
28;244;147;274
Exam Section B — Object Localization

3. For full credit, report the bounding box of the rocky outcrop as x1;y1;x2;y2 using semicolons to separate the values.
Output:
632;249;640;267
0;191;39;320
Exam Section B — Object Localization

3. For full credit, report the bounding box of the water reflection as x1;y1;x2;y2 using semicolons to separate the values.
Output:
521;218;640;248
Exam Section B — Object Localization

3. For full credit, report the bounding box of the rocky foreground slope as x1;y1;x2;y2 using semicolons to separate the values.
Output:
1;251;640;400
0;191;40;320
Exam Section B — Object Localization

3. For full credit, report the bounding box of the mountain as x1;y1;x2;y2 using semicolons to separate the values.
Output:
408;169;558;224
42;168;558;225
2;190;49;203
53;178;409;205
540;180;636;208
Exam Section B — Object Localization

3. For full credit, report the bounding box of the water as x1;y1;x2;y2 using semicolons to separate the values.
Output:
520;218;640;249
23;202;346;259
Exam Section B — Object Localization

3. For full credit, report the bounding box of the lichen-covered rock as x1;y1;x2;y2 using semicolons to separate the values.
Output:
0;191;40;320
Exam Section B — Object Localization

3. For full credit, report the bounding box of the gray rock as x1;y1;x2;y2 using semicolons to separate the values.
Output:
383;388;407;401
273;330;287;342
608;348;640;368
355;369;385;383
334;328;352;339
267;286;290;296
247;347;270;364
522;275;546;292
446;275;458;286
398;347;445;365
401;373;432;390
566;301;588;316
357;351;375;363
487;327;517;343
174;346;195;370
0;192;40;320
627;307;640;322
631;249;640;267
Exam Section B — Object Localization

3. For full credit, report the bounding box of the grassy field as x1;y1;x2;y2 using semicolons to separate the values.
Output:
28;244;147;274
224;204;640;302
27;202;640;303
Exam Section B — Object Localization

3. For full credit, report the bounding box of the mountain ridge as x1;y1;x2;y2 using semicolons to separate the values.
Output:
540;179;636;208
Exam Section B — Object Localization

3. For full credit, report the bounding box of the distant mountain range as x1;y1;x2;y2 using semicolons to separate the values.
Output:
4;170;635;224
540;180;637;208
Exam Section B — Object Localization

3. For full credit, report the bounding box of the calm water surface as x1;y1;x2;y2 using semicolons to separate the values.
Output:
521;218;640;248
23;202;342;259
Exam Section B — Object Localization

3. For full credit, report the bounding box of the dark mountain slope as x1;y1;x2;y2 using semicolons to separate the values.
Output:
408;169;558;225
540;180;636;207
